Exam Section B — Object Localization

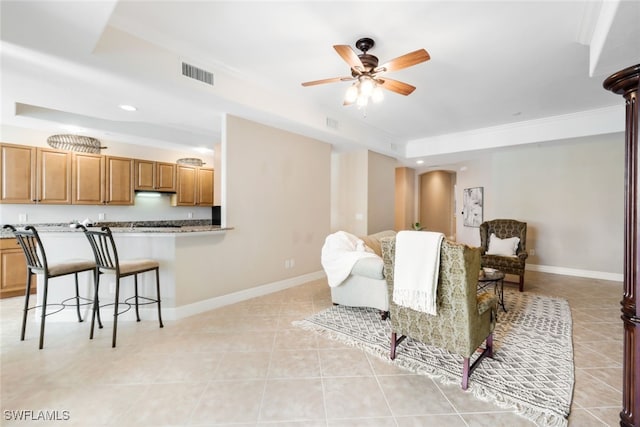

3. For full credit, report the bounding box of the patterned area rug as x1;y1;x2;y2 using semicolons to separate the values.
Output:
294;291;574;427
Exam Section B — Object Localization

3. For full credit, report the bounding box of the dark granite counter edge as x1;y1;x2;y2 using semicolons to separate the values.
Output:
1;220;226;238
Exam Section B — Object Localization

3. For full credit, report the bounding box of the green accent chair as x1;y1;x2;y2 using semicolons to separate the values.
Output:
381;236;497;390
479;219;528;291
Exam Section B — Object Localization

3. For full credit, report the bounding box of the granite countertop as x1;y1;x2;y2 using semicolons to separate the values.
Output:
1;220;231;238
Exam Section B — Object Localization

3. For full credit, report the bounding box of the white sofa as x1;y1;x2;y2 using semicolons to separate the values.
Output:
329;230;396;316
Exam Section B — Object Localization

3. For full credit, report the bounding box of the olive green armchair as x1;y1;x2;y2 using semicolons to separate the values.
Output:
381;236;497;390
479;219;528;291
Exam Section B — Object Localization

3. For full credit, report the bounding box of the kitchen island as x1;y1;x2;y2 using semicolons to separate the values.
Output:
2;222;234;322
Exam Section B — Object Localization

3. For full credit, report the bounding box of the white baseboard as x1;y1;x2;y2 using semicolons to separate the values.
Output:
526;263;623;282
33;271;326;323
167;270;326;320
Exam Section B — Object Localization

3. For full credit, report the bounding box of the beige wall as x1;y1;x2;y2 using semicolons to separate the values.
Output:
175;114;332;303
367;151;396;234
330;150;368;235
330;149;397;236
453;132;624;276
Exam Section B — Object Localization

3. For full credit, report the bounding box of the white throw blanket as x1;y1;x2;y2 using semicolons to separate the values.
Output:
321;231;379;287
393;230;445;315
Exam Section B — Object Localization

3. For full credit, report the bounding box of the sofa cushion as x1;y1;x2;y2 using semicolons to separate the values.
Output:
487;233;519;257
361;230;397;256
351;256;385;280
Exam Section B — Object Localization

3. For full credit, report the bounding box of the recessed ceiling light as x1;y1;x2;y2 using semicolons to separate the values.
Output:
119;104;137;111
416;160;424;165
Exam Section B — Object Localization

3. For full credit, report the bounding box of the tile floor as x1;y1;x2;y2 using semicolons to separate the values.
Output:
0;271;623;426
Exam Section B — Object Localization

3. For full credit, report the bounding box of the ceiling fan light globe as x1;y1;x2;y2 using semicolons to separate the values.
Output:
345;85;359;103
360;78;375;96
372;86;384;103
357;95;369;107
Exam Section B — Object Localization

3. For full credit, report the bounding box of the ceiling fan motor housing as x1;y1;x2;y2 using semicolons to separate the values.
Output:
355;37;379;72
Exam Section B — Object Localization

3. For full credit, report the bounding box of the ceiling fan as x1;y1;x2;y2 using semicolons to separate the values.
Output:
301;37;430;106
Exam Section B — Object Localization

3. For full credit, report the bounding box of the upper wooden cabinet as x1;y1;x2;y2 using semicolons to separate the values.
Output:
1;143;71;204
134;160;176;192
72;152;105;204
197;167;214;206
71;153;133;205
171;165;214;207
105;156;134;205
2;143;202;208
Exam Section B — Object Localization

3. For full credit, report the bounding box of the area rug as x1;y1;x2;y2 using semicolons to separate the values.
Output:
294;291;574;427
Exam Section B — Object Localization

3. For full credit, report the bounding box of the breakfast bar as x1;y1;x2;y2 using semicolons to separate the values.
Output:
2;222;233;322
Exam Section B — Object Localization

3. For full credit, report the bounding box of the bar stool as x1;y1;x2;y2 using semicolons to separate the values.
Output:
79;225;163;347
2;225;97;349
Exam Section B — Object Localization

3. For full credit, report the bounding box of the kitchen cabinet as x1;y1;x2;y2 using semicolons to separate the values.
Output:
171;165;214;206
105;156;135;205
72;152;105;204
197;167;214;206
134;160;176;192
0;143;71;204
0;238;35;299
71;153;133;205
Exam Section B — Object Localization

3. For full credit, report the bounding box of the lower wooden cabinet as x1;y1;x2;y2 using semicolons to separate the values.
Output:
0;238;35;299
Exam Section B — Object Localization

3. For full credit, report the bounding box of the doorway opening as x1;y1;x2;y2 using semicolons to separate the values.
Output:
418;170;457;239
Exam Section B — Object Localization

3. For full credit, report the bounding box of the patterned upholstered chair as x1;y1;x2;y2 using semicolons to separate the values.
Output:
479;219;528;291
381;236;497;390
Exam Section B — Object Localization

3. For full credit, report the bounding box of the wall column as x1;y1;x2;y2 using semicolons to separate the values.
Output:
603;63;640;427
395;167;415;231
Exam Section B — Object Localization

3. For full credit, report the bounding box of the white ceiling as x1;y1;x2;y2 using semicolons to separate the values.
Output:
1;1;638;166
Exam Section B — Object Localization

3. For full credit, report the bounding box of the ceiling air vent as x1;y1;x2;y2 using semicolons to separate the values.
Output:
181;62;214;86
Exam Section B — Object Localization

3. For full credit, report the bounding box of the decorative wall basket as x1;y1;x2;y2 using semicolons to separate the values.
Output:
47;134;106;154
176;157;205;166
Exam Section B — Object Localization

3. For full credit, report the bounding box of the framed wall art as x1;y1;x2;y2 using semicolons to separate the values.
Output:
463;187;483;227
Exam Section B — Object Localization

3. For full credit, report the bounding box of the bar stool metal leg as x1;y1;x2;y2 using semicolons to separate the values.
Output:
39;277;49;350
74;272;83;322
90;269;102;339
21;270;33;341
134;274;140;322
112;277;120;348
155;268;163;328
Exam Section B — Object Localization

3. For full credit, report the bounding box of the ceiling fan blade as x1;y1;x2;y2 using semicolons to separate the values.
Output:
301;77;349;87
334;45;365;70
377;49;430;73
378;78;416;96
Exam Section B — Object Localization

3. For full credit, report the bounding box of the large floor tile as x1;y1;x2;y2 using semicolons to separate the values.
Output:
0;271;628;426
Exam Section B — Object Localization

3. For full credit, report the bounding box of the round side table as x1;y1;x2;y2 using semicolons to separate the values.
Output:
478;268;507;312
